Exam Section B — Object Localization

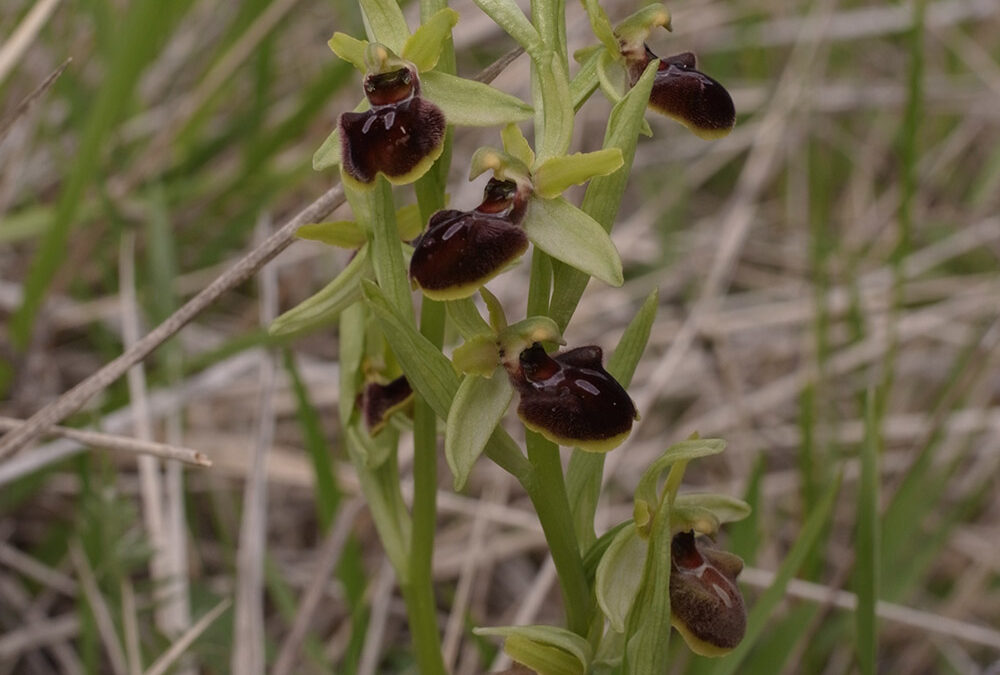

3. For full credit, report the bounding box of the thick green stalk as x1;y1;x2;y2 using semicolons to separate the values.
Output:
524;431;593;636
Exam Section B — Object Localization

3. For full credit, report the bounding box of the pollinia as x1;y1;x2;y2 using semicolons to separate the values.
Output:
273;0;750;671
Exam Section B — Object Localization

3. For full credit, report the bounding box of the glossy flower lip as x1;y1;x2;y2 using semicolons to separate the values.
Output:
669;531;747;657
627;47;736;140
339;64;446;188
409;179;529;300
507;343;637;452
358;375;414;434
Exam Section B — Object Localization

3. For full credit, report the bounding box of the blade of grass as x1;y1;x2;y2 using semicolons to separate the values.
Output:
855;389;880;675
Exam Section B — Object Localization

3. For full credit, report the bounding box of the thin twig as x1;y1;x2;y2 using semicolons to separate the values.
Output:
0;417;212;466
143;599;232;675
0;58;71;144
0;183;346;459
121;579;143;675
0;0;63;84
0;541;76;597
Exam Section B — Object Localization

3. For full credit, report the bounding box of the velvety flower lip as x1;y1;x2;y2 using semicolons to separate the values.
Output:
669;531;747;657
626;45;736;140
409;178;529;300
358;375;414;434
339;64;446;187
506;343;637;453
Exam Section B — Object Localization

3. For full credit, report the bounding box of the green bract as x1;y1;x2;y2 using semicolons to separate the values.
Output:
475;625;593;675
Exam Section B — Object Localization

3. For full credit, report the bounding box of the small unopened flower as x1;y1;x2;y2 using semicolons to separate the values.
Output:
357;375;414;435
409;178;530;300
339;46;446;188
625;47;736;140
504;343;637;452
670;531;746;657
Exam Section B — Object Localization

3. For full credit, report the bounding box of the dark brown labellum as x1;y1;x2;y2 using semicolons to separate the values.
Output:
670;531;747;656
508;343;637;452
627;46;735;140
358;375;414;435
340;66;446;186
409;179;529;300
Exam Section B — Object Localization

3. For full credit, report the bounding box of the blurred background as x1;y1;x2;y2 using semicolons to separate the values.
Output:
2;0;999;672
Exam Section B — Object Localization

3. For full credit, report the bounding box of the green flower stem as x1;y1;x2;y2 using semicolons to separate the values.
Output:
526;249;552;316
524;431;593;636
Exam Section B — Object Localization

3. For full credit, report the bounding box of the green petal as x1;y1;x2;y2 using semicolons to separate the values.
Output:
534;51;573;162
595;523;645;632
498;316;564;358
533;149;624;199
580;0;618;53
614;3;672;50
358;0;410;53
420;71;533;126
501;123;535;168
475;626;592;675
446;368;513;490
328;32;369;71
402;8;459;72
523;197;623;287
296;220;366;249
269;245;372;336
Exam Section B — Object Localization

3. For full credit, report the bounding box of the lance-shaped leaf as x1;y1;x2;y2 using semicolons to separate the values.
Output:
595;522;646;632
446;367;513;490
297;203;424;249
523;196;623;287
534;51;574;162
475;625;592;675
420;70;533;126
532;149;624;199
269;246;372;336
401;8;459;72
359;0;409;52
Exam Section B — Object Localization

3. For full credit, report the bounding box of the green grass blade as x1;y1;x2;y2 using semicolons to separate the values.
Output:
855;389;880;675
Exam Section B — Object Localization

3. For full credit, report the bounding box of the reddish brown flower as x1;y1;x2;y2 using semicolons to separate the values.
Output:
340;65;446;187
358;375;414;435
505;343;637;452
409;178;529;300
670;531;746;656
627;47;735;140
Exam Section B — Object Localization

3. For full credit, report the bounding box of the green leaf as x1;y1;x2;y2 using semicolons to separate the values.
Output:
708;474;842;675
328;32;369;71
445;298;492;339
446;368;513;490
402;8;459;72
269;246;371;336
470;0;542;53
523;196;623;287
296;220;366;249
595;523;646;632
533;149;624;199
358;0;410;53
476;625;592;675
622;478;673;674
534;51;574;162
421;71;533;126
501;123;535;168
855;390;880;675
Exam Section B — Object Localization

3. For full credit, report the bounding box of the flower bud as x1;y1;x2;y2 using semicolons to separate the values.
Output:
626;46;735;140
357;375;414;434
669;531;746;657
339;59;446;187
409;179;529;300
505;343;637;452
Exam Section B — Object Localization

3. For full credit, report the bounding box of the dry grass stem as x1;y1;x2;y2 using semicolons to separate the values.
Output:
143;598;232;675
68;542;129;675
0;58;70;144
0;0;63;84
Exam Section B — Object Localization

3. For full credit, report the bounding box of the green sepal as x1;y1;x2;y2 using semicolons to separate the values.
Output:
523;197;623;287
269;246;372;336
471;0;542;53
358;0;410;53
421;71;533;126
634;438;726;506
468;147;531;185
296;220;366;249
498;316;564;358
673;493;751;534
534;51;574;162
533;149;624;199
402;8;459;72
475;625;592;675
501;123;535;168
452;335;499;377
446;367;513;490
580;0;618;53
446;297;492;339
328;32;369;71
595;522;645;632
